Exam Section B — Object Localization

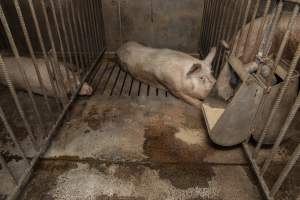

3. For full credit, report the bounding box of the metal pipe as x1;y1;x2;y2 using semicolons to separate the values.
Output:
49;0;75;95
41;0;69;105
0;154;17;185
76;0;90;70
243;143;274;200
7;49;105;200
64;0;81;74
0;3;45;139
27;0;61;108
270;144;300;196
0;106;30;167
266;5;299;87
13;0;52;116
57;0;78;93
80;0;93;64
70;0;85;75
233;0;252;55
90;0;101;53
242;0;260;62
249;0;272;61
209;0;222;48
254;41;300;157
261;91;300;174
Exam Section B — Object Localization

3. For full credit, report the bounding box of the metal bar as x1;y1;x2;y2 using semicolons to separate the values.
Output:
270;144;300;196
89;0;98;56
233;0;252;55
13;0;53;116
7;49;105;200
41;0;69;105
243;143;274;200
49;0;75;95
254;41;300;157
242;0;260;62
76;0;90;71
199;0;208;56
266;5;299;87
64;0;81;74
0;106;30;167
57;0;78;93
70;0;85;75
0;154;17;185
209;0;222;48
0;3;45;139
27;0;61;107
263;1;283;57
261;91;300;174
80;0;93;64
90;0;101;53
99;0;106;49
249;0;272;61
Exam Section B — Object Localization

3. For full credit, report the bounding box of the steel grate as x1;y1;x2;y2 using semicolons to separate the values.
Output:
89;61;172;98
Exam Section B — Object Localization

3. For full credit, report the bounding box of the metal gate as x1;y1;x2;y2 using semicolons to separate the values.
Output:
0;0;105;199
200;0;300;199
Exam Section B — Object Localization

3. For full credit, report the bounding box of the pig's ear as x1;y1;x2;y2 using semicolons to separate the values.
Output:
204;47;217;65
187;63;202;76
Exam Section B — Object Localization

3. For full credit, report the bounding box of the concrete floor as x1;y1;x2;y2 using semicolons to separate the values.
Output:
0;61;300;200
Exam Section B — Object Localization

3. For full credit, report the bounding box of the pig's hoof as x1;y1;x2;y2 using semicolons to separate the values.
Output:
79;83;93;96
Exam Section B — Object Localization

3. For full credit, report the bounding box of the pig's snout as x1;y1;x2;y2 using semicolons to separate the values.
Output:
79;82;93;96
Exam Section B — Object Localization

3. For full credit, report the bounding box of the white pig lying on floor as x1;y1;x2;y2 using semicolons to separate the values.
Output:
117;41;216;108
0;56;93;97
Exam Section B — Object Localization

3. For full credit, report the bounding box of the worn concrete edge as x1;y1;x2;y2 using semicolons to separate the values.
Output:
7;49;106;200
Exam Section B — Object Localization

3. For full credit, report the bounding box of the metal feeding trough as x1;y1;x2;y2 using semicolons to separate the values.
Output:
202;55;299;147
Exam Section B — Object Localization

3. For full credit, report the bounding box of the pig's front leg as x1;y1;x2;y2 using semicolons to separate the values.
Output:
175;92;203;109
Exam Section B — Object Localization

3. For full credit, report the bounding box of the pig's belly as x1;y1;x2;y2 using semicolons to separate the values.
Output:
127;64;167;90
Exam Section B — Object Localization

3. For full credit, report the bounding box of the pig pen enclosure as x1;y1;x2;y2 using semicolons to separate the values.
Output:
0;0;299;199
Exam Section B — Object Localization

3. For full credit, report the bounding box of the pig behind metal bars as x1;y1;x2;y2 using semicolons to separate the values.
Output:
0;56;93;97
117;41;216;108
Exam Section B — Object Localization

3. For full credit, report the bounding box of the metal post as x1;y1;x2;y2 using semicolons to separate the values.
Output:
0;3;45;139
254;41;300;157
13;0;53;116
270;144;300;196
0;106;30;167
27;0;62;108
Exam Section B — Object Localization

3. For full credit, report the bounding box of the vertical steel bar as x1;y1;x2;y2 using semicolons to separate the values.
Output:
263;1;283;57
231;0;247;55
0;106;30;166
80;0;93;64
270;144;300;196
242;0;260;62
13;0;52;115
56;0;78;93
209;0;222;48
49;0;75;95
88;0;98;58
76;0;90;71
200;0;208;56
214;0;235;77
226;0;240;44
249;0;272;61
205;0;214;54
40;0;69;105
262;91;300;174
90;0;101;53
233;0;252;55
0;154;17;185
95;0;105;51
266;5;299;87
64;0;81;74
27;0;61;107
0;3;45;138
254;42;300;157
70;0;85;75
